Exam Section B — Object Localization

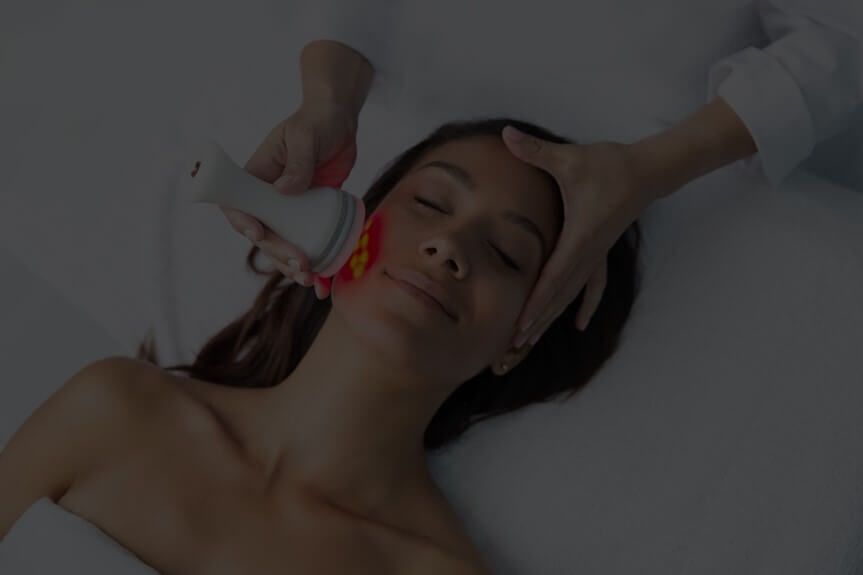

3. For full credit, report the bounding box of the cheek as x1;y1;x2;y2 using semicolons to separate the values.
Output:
476;281;525;329
320;211;385;295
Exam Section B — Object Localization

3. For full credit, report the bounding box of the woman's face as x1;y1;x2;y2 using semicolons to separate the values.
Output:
331;135;562;383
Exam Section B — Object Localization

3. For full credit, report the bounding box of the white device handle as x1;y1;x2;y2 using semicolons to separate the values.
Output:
178;136;365;277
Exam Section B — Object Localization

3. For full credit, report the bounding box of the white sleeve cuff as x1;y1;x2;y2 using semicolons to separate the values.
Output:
707;46;816;187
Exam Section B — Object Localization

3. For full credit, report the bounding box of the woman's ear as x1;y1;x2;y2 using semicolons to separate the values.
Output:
490;341;534;376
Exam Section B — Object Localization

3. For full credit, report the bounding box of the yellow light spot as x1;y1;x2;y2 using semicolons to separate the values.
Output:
359;251;368;263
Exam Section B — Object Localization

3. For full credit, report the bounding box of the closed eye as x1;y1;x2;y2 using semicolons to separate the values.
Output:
414;196;521;271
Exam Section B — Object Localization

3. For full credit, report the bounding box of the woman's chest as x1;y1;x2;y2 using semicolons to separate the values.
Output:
57;433;393;574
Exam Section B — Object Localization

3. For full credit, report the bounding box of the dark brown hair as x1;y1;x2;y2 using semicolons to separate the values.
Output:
137;117;643;453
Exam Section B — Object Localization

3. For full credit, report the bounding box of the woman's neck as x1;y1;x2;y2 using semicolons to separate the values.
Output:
219;311;454;520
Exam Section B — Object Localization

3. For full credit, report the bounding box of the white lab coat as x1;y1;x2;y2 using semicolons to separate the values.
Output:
706;0;863;188
297;0;862;191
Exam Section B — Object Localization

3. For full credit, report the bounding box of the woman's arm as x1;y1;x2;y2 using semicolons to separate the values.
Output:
628;96;758;201
0;357;135;540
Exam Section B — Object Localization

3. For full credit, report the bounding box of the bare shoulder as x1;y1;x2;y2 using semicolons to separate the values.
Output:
70;356;165;404
55;356;206;456
65;357;179;426
82;356;206;404
0;356;172;538
91;358;245;453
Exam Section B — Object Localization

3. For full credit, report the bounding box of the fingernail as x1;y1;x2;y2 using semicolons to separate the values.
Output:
287;258;299;270
506;126;524;141
274;174;297;191
243;229;257;242
529;332;541;346
520;318;534;332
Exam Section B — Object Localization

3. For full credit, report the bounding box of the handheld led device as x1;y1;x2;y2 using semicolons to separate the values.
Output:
180;136;366;278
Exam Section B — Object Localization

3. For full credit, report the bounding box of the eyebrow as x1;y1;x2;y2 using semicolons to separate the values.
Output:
416;160;549;258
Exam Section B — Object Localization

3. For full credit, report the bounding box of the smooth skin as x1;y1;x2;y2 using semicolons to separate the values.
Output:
0;358;492;574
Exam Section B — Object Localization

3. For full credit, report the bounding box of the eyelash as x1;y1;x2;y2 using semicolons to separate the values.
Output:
414;196;521;271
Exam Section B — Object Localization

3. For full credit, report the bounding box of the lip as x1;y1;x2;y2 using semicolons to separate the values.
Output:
385;267;458;321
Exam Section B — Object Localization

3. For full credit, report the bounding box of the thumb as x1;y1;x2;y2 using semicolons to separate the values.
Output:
273;129;316;195
501;125;565;173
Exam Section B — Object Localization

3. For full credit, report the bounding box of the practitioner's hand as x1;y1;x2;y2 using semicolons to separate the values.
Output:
502;125;666;349
221;100;358;299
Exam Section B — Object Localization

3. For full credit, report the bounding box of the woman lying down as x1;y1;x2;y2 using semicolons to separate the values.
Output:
0;117;642;574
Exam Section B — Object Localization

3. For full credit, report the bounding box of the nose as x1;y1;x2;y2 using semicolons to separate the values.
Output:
419;235;468;278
